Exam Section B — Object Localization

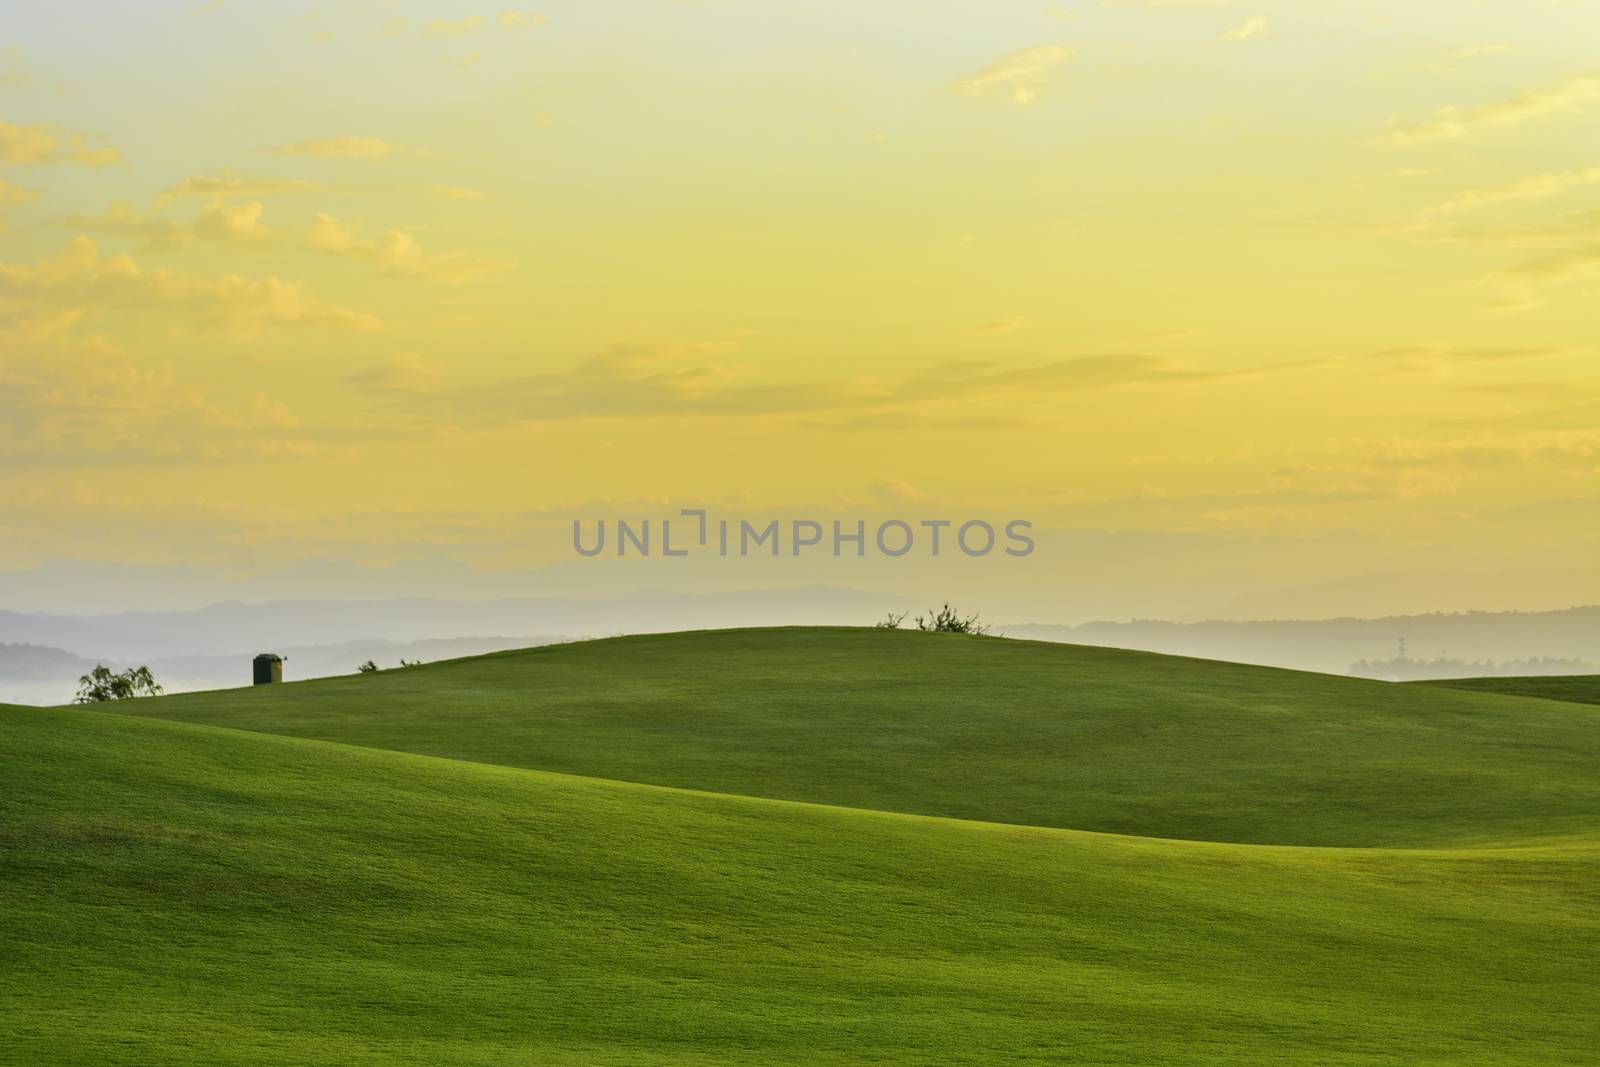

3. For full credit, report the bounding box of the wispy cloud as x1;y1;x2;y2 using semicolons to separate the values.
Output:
1364;344;1578;377
1379;72;1600;146
1450;43;1511;63
0;236;382;337
0;346;315;467
1104;0;1235;7
386;345;1317;428
155;168;314;206
498;11;546;30
0;120;123;167
0;177;37;205
271;136;400;160
952;45;1073;105
343;353;444;394
424;17;485;38
1219;16;1267;42
1482;246;1600;313
67;199;278;253
428;185;488;201
1427;167;1600;216
308;213;509;284
0;121;59;164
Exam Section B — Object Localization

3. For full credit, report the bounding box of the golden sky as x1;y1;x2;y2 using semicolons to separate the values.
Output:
2;0;1598;617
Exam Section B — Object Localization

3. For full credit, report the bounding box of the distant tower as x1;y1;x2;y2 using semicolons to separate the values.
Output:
253;653;284;685
1398;637;1407;661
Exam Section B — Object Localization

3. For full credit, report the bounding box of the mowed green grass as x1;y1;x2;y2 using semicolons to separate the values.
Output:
5;703;1599;1065
106;628;1600;847
1419;674;1600;707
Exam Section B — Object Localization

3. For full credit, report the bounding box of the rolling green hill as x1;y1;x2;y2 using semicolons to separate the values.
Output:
102;628;1600;847
5;702;1598;1065
1417;674;1600;707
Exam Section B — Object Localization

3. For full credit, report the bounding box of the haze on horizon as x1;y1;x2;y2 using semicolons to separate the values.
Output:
4;1;1599;620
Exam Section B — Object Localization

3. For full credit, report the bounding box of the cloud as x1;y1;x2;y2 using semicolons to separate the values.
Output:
0;248;340;466
308;213;508;284
0;339;314;468
0;121;60;165
0;120;124;167
65;201;191;251
952;45;1073;105
0;236;382;338
1104;0;1234;7
1482;246;1600;312
1376;185;1600;312
1359;434;1600;477
1219;16;1267;42
156;168;314;206
1379;72;1600;146
342;353;444;394
1424;44;1512;74
67;199;278;252
0;177;37;205
1452;44;1511;62
424;16;485;38
390;344;1313;428
1427;167;1600;215
428;185;488;201
271;137;399;160
193;199;274;244
498;10;546;30
1364;344;1577;377
62;137;123;167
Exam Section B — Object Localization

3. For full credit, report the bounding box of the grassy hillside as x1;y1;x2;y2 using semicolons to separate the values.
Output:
103;628;1600;847
1417;674;1600;707
5;702;1598;1065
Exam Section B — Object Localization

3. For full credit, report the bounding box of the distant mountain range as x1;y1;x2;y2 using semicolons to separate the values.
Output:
0;587;908;704
0;587;907;662
1005;606;1600;676
4;593;1597;706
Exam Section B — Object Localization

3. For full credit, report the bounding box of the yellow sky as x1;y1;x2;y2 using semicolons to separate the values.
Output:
2;0;1598;617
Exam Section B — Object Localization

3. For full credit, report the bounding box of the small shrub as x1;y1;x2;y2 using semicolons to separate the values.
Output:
357;660;379;674
876;611;909;629
74;665;163;703
915;604;988;635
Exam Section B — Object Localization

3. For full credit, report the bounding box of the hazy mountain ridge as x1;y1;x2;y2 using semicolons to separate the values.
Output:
0;643;97;683
0;587;906;662
1007;606;1600;676
6;595;1598;706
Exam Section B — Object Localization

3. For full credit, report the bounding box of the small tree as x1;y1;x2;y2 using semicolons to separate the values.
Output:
915;603;988;635
357;660;379;674
876;611;909;629
74;665;163;703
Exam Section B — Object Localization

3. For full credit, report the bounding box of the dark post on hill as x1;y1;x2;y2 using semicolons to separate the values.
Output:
252;653;284;686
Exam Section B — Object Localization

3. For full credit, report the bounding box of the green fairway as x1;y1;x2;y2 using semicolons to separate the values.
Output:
104;627;1600;847
9;628;1600;1063
1417;674;1600;707
4;703;1598;1065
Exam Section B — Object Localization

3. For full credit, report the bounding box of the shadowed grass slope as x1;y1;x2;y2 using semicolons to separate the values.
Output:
1417;674;1600;707
4;704;1599;1065
105;628;1600;848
